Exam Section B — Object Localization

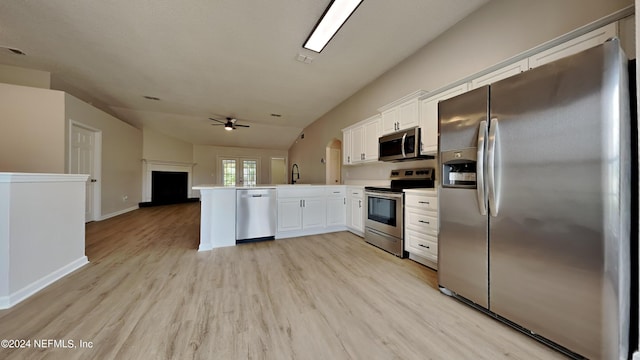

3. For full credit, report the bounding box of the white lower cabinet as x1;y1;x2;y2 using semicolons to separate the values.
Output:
346;186;364;236
404;189;438;269
301;197;326;230
326;187;347;227
276;186;347;238
277;198;304;231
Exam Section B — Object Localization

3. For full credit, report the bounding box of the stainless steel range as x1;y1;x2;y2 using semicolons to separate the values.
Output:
364;168;434;257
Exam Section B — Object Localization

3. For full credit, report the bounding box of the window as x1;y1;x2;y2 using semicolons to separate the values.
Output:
222;159;236;186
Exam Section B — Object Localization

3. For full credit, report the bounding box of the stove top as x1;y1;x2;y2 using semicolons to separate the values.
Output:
365;168;435;193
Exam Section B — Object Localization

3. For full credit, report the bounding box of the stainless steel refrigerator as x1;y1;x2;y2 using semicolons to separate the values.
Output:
438;39;632;359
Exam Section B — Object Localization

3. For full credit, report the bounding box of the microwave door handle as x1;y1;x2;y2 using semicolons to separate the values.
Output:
476;120;488;215
401;133;407;158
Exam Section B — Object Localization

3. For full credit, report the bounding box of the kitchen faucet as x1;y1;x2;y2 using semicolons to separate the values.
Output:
291;163;300;184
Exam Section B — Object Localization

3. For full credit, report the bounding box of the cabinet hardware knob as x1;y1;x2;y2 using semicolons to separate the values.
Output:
419;220;430;224
418;244;430;249
418;201;429;204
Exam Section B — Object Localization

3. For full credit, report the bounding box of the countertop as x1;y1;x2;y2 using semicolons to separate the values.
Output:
193;184;344;190
403;188;437;195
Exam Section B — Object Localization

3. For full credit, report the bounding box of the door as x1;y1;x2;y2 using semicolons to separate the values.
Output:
488;40;630;359
70;122;100;222
220;157;259;186
326;196;346;226
277;198;303;232
349;196;363;232
301;198;326;230
437;86;490;308
270;157;286;184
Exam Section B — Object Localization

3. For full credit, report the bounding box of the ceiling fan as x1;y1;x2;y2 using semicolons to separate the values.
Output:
209;116;250;131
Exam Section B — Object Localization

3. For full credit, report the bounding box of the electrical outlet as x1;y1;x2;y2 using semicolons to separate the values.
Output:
122;195;128;202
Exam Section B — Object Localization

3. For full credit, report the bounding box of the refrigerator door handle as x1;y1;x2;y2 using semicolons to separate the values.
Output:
476;120;488;215
487;117;500;217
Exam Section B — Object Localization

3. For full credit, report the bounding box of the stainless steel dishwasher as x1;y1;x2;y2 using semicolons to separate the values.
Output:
236;188;277;242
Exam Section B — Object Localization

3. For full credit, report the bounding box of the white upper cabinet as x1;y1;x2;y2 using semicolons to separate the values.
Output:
379;90;427;135
419;83;469;155
529;22;617;69
342;128;352;165
362;115;380;161
350;125;365;163
470;58;529;89
342;114;380;165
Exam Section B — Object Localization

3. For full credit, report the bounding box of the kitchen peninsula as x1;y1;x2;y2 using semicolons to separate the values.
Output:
193;184;355;251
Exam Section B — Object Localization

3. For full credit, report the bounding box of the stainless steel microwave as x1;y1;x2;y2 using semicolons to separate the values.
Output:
378;127;427;162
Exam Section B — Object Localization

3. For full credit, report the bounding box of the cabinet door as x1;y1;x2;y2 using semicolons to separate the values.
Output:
326;197;346;226
398;99;419;130
363;116;380;161
470;59;529;89
342;129;352;165
419;83;469;154
350;125;365;163
278;198;303;232
529;22;617;69
349;196;364;232
302;198;326;230
381;108;399;135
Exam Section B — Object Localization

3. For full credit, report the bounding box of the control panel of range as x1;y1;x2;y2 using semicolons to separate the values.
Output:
390;168;434;181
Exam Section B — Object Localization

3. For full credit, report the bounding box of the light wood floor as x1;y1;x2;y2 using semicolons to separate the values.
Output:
0;203;566;360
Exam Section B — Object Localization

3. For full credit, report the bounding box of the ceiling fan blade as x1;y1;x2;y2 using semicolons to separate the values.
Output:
208;117;226;124
235;124;250;128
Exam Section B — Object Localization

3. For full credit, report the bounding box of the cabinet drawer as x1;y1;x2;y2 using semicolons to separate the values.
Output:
277;187;325;198
405;194;437;211
405;230;438;260
325;186;346;197
348;187;363;198
405;208;438;234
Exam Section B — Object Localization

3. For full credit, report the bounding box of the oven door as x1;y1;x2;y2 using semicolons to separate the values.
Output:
364;190;403;238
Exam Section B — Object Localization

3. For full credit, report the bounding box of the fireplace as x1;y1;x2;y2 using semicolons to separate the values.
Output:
140;159;197;207
151;171;188;204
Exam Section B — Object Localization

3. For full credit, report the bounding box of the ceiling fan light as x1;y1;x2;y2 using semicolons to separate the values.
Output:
224;124;234;131
303;0;363;53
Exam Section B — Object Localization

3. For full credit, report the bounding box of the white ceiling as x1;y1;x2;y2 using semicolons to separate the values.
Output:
0;0;489;150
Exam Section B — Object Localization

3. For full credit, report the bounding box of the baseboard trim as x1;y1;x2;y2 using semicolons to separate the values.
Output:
0;256;89;309
100;206;139;221
275;226;349;240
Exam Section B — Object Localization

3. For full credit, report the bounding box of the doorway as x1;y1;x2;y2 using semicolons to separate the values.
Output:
270;157;287;184
218;157;260;186
69;121;101;222
325;138;342;184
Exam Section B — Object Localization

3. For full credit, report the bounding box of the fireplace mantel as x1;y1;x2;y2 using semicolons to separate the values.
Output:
142;159;196;203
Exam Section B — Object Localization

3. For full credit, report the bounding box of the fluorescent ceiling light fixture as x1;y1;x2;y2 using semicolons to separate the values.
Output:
303;0;363;53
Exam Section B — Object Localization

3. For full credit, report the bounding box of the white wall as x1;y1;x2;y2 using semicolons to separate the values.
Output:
289;0;634;183
0;63;50;89
193;144;288;191
65;94;143;218
0;173;88;309
0;83;66;173
143;128;194;163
